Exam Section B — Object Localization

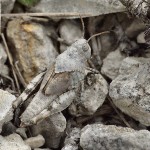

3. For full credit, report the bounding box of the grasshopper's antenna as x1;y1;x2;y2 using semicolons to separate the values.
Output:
87;31;111;43
79;14;85;37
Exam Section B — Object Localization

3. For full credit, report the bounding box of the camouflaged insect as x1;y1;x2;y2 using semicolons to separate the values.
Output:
13;38;93;127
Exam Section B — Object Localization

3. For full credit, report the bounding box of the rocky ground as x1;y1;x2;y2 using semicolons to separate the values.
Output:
1;0;150;150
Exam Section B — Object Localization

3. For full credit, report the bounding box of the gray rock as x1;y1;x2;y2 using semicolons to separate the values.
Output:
80;124;150;150
59;20;82;52
25;134;45;149
0;63;9;76
1;122;16;136
0;133;31;150
109;57;150;126
69;73;108;116
119;57;147;75
101;48;126;80
1;0;16;31
125;19;146;38
137;32;146;44
1;0;15;13
62;127;80;150
0;44;9;76
7;18;58;83
28;0;125;18
16;128;27;139
30;113;66;149
0;89;16;133
0;44;7;64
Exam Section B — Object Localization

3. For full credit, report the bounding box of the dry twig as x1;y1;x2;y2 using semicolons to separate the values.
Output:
1;33;21;93
1;12;92;18
15;61;27;88
107;95;131;128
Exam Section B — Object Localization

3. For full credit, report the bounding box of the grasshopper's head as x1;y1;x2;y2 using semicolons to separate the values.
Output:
72;38;91;59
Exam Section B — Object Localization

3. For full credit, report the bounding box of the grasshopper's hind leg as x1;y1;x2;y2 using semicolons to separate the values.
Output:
30;90;76;125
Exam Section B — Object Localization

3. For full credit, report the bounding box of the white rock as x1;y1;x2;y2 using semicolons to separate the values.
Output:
62;127;80;150
30;113;66;149
80;124;150;150
101;49;126;80
59;20;82;52
25;134;45;149
7;19;58;82
0;133;31;150
69;73;108;116
0;89;16;133
109;57;150;126
137;32;146;44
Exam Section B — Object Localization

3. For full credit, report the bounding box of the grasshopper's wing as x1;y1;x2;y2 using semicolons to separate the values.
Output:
41;64;72;96
40;63;55;90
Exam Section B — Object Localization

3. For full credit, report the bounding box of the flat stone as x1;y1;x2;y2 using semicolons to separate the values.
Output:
0;133;31;150
101;49;126;80
80;124;150;150
25;134;45;149
109;57;150;126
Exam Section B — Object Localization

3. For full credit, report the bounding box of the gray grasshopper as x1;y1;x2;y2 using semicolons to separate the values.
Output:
13;20;108;127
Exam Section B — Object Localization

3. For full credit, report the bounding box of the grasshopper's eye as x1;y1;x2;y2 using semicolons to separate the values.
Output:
82;43;89;52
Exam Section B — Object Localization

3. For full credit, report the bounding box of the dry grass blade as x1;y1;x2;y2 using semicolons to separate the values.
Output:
1;33;21;93
15;61;27;88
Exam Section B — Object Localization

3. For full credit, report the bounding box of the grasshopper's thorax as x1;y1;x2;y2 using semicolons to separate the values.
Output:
55;38;91;73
